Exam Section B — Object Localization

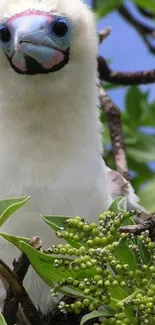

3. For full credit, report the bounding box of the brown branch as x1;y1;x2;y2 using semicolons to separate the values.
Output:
137;6;154;19
97;80;129;180
98;55;155;85
118;4;155;54
1;236;43;325
118;4;155;35
98;27;111;44
92;0;97;10
120;215;155;241
0;259;44;325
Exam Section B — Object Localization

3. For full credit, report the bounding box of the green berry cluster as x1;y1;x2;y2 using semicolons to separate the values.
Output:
48;211;155;324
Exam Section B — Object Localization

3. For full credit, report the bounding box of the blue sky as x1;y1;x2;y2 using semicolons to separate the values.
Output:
85;0;155;171
85;0;155;109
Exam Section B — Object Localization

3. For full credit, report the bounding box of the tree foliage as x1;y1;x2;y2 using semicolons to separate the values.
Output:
93;0;155;211
1;197;155;325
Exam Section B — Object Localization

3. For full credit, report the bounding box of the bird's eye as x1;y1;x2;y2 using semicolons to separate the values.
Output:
53;21;68;37
0;26;11;43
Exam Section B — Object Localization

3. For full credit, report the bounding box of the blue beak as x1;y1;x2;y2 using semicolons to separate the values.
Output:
4;11;70;74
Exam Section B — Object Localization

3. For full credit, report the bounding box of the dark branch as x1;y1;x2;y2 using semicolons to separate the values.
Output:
118;4;155;35
92;0;97;10
120;215;155;241
98;55;155;85
98;27;111;44
137;6;154;19
118;4;155;54
98;81;129;180
0;258;44;325
1;237;43;325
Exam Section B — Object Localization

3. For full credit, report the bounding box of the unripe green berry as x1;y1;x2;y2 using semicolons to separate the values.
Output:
116;321;123;325
97;280;103;287
112;280;119;287
147;242;155;249
146;302;153;308
73;280;79;287
94;275;102;281
116;264;122;271
86;240;94;247
60;248;67;254
139;304;145;311
120;281;126;287
123;264;129;271
75;301;83;309
120;233;127;239
83;299;90;307
66;277;73;284
116;302;124;310
80;263;86;270
89;303;95;311
56;231;63;238
84;288;90;295
79;283;85;290
104;280;110;287
83;225;90;232
148;290;154;297
79;246;86;254
92;228;99;235
86;261;93;268
149;266;155;273
73;234;80;241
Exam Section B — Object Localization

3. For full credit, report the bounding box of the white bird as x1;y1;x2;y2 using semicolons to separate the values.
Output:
0;0;144;314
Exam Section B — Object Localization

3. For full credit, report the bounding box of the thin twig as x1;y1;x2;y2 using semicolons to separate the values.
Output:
0;259;44;325
98;55;155;85
1;236;43;325
13;236;42;282
118;4;155;35
97;80;129;180
92;0;97;10
118;4;155;54
98;27;112;44
137;6;154;19
120;215;155;241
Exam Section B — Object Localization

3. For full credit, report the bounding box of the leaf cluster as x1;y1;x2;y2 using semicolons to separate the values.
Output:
1;197;155;324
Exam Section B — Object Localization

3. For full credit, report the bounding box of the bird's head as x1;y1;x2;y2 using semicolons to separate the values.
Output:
0;9;71;75
0;0;97;81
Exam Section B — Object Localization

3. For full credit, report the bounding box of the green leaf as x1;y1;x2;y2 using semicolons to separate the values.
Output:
80;308;115;325
133;0;155;12
125;86;143;126
139;177;155;212
108;197;127;213
42;215;82;248
0;232;29;250
127;133;155;163
19;242;97;298
20;241;97;280
42;215;69;231
20;241;72;285
128;157;153;192
0;313;7;325
109;286;129;301
138;239;150;266
0;197;29;227
94;0;123;17
114;243;137;271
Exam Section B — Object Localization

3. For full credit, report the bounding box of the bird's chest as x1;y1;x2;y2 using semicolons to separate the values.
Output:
0;152;109;238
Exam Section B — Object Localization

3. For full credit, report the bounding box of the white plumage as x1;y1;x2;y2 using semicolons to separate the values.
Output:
0;0;143;313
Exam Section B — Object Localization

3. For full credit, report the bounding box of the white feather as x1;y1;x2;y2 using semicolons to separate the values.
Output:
0;0;145;314
0;0;112;313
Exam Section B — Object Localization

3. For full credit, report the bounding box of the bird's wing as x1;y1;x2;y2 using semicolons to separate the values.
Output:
106;167;147;213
